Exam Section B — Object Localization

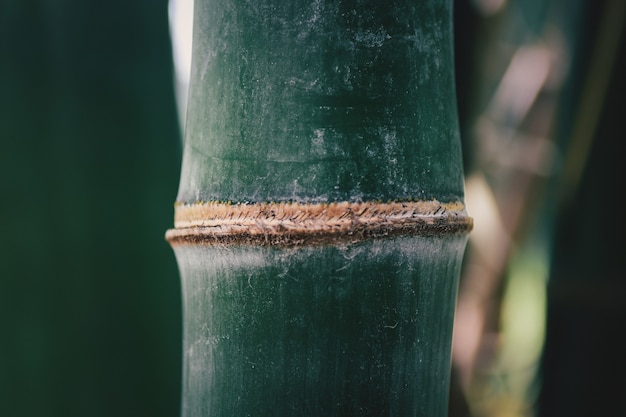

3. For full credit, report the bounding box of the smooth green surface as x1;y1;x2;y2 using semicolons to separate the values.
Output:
174;235;466;417
179;0;463;204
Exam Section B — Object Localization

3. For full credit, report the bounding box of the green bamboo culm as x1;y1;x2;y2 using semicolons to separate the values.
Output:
167;1;472;417
178;0;464;203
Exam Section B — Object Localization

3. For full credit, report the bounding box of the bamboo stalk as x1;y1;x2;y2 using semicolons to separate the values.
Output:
167;1;471;416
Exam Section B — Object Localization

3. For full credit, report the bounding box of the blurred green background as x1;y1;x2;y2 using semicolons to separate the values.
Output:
0;1;182;416
1;0;624;416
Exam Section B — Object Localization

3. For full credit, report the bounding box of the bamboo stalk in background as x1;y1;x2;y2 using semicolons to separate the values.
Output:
166;1;471;416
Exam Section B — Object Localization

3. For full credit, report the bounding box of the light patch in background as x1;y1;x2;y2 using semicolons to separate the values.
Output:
500;245;547;392
465;173;510;272
487;45;553;129
169;0;195;128
472;0;507;16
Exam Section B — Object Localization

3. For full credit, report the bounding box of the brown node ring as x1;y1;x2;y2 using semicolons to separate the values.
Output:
166;200;473;247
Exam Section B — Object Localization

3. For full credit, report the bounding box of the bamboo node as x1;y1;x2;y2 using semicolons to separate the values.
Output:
166;200;473;246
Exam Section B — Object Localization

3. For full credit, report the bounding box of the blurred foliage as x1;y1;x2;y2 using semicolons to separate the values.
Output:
0;1;182;416
452;0;625;416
